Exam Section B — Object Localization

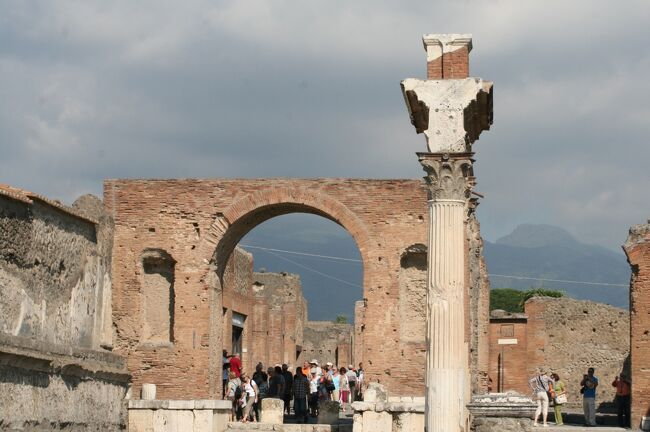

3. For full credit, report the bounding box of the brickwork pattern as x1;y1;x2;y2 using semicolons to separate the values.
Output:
427;47;470;80
488;315;529;394
105;179;433;399
624;222;650;428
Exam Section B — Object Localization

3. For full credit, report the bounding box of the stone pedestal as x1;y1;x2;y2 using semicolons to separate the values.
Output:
318;400;340;424
467;392;536;432
141;383;156;400
260;398;284;424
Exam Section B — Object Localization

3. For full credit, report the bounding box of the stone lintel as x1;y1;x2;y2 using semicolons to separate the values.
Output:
422;34;473;62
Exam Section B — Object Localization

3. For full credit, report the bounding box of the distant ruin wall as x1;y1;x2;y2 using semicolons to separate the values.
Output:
624;221;650;429
488;297;629;411
303;321;353;367
0;189;128;430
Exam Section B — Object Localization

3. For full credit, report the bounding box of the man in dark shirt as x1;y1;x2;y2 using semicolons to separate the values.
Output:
282;364;294;415
292;367;309;423
267;366;285;399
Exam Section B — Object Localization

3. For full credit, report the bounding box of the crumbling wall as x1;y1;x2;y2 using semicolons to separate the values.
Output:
0;193;112;349
303;321;353;367
398;244;427;344
525;297;628;410
624;221;650;428
468;213;491;394
0;187;128;430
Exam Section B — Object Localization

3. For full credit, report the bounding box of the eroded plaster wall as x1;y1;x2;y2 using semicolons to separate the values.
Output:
0;188;128;430
0;193;112;350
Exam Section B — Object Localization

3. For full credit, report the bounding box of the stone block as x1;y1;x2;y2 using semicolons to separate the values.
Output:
193;409;213;432
260;398;284;424
317;400;340;424
361;411;392;432
352;413;363;432
213;408;231;432
363;383;387;403
472;416;532;432
392;412;424;432
152;409;194;432
128;409;154;432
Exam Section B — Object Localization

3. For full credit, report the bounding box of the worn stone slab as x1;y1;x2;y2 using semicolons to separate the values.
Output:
392;412;424;432
260;398;284;424
128;409;154;432
361;411;391;432
193;409;213;432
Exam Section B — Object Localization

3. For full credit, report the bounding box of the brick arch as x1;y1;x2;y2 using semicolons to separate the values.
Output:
201;186;372;280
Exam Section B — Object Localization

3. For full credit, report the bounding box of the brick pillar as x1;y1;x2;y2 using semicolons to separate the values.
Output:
624;221;650;429
424;34;472;80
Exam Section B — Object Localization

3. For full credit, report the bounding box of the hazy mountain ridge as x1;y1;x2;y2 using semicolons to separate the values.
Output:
485;224;630;308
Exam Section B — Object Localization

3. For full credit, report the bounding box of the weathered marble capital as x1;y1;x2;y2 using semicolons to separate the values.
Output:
418;152;476;202
402;79;493;153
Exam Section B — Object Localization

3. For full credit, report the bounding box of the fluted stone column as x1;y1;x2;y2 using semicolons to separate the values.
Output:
401;34;493;432
419;153;474;432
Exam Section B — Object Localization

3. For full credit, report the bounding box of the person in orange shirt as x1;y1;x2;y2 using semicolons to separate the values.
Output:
612;373;631;428
302;361;311;378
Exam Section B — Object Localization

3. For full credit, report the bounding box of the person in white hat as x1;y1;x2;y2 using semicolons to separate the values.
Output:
309;359;322;378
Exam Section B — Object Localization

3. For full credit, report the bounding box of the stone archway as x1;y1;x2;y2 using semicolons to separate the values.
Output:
196;186;375;396
106;178;439;399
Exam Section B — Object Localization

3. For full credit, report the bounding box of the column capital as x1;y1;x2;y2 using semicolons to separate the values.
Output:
418;152;476;202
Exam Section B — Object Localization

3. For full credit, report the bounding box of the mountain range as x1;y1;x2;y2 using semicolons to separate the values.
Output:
484;224;630;308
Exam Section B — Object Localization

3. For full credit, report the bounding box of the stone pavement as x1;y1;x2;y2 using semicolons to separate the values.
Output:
541;427;627;432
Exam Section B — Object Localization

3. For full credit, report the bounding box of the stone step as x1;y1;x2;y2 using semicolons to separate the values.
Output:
225;422;352;432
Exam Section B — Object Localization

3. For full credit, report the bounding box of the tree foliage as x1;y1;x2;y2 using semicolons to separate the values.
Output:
490;288;525;313
334;314;348;324
490;288;565;313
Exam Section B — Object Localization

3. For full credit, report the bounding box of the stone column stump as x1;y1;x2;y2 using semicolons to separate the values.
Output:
260;398;284;424
318;400;340;424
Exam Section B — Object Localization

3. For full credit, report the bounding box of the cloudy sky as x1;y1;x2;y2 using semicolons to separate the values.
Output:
1;1;649;317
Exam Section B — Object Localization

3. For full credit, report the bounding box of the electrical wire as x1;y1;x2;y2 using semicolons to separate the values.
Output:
240;244;628;289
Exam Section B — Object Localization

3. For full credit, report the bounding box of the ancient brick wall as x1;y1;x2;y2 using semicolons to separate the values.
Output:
624;222;650;428
488;312;529;394
354;300;365;367
427;46;469;79
488;297;629;411
105;178;490;399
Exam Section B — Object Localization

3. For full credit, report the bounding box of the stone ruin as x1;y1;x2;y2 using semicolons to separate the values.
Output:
1;33;648;432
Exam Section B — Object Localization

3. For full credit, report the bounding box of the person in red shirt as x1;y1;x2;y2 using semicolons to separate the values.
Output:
612;373;631;428
230;353;242;378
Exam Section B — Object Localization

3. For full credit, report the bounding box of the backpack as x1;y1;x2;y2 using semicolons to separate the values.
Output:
234;384;243;401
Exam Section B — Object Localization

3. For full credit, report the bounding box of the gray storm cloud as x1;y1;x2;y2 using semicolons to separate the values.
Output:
0;0;648;249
